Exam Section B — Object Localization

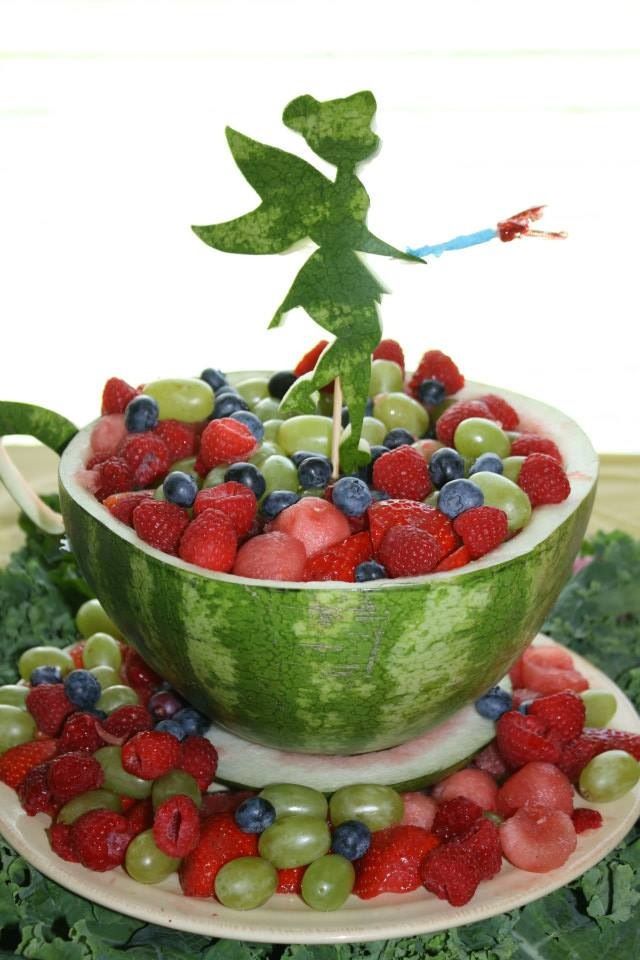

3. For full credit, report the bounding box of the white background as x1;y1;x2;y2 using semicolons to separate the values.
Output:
1;0;639;451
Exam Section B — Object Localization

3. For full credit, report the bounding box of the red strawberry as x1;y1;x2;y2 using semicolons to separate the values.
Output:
93;457;134;502
153;419;197;461
518;453;571;506
179;812;258;897
101;378;139;416
153;795;201;858
496;710;561;769
132;499;190;554
377;525;441;577
353;825;439;899
199;791;256;819
368;500;458;556
372;446;432;500
408;350;464;398
193;482;257;537
26;684;76;737
125;798;154;836
373;338;405;372
71;809;132;871
121;731;181;780
510;434;562;464
18;762;58;816
435;545;472;572
179;509;238;572
557;728;640;782
58;712;105;754
453;506;508;559
0;739;58;789
421;818;502;906
68;641;86;669
294;340;329;378
572;808;603;833
435;400;495;446
528;691;585;743
276;866;306;894
119;433;171;488
304;532;373;582
432;797;483;841
48;822;80;862
198;418;258;472
48;752;104;804
103;490;155;526
477;394;519;430
178;736;218;790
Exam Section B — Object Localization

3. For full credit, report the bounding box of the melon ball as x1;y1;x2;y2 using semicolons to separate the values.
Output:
500;804;577;872
90;414;127;460
269;497;351;558
432;768;498;811
400;792;438;830
233;531;307;581
497;762;574;818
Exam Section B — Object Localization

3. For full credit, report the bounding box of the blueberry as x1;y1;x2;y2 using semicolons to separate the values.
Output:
355;560;388;582
124;395;159;433
234;796;277;834
213;393;249;418
341;406;350;428
163;470;198;508
267;370;296;400
154;718;187;740
331;820;371;860
63;669;101;709
173;707;210;737
469;453;504;476
429;447;465;488
148;689;185;721
332;476;372;517
214;385;238;398
224;462;266;499
383;428;415;450
418;378;446;407
370;489;390;502
30;665;62;686
518;700;533;715
261;490;300;520
291;450;331;468
370;445;390;464
474;686;513;720
438;479;484;519
200;368;227;392
298;456;332;490
89;708;108;721
364;398;374;417
231;410;265;441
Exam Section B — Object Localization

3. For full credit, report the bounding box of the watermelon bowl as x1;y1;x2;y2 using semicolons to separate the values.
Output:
0;379;597;756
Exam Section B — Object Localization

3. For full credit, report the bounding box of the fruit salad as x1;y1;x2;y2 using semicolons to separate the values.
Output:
79;342;573;582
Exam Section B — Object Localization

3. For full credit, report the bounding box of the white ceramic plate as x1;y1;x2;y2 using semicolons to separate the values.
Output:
1;637;638;945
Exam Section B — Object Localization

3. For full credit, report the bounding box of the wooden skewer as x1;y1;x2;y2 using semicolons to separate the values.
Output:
331;377;343;480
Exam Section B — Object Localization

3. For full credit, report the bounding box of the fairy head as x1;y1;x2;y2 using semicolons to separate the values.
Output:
283;91;379;168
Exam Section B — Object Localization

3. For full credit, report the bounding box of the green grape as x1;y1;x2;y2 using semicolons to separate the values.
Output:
89;665;122;690
152;770;202;809
202;464;230;488
58;789;123;824
169;456;200;480
580;691;618;728
261;455;299;495
235;378;270;407
373;393;429;438
95;746;152;799
18;646;75;681
144;378;214;422
76;598;123;641
369;359;404;396
83;632;122;671
0;685;29;708
259;783;328;820
454;418;511;459
214;856;278;910
0;705;36;753
278;416;333;458
153;486;166;501
483;811;504;826
423;491;439;508
301;854;355;911
253;397;282;422
258;815;331;869
125;830;180;884
502;456;526;483
250;442;284;467
579;750;640;802
469;472;532;532
263;419;284;443
329;784;403;831
96;685;139;714
342;417;386;448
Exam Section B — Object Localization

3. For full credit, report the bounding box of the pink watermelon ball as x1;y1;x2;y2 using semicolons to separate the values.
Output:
90;414;127;460
269;497;351;558
233;531;307;582
521;646;589;695
497;762;574;818
500;803;577;872
401;792;438;830
432;768;498;811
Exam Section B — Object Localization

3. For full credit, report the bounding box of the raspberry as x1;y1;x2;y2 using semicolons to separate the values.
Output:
294;340;329;378
178;736;218;790
453;506;509;559
477;394;519;430
125;798;155;836
458;817;503;880
101;377;139;416
18;762;58;816
304;531;373;582
435;400;495;446
26;684;76;737
572;808;603;833
528;690;585;743
121;730;181;780
353;825;439;899
377;525;441;577
58;712;104;754
119;433;171;488
103;490;155;526
497;762;574;818
557;728;640;782
518;453;571;507
71;809;132;871
48;752;104;804
198;418;257;472
367;499;459;555
432;797;483;841
132;499;190;554
496;711;561;769
510;434;562;464
122;650;163;700
408;350;464;398
153;419;197;461
48;822;80;862
435;544;472;572
373;338;405;372
372;445;432;500
199;791;256;819
193;482;257;536
276;866;306;894
179;811;258;897
153;795;201;857
179;509;237;572
93;457;134;502
0;739;58;789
